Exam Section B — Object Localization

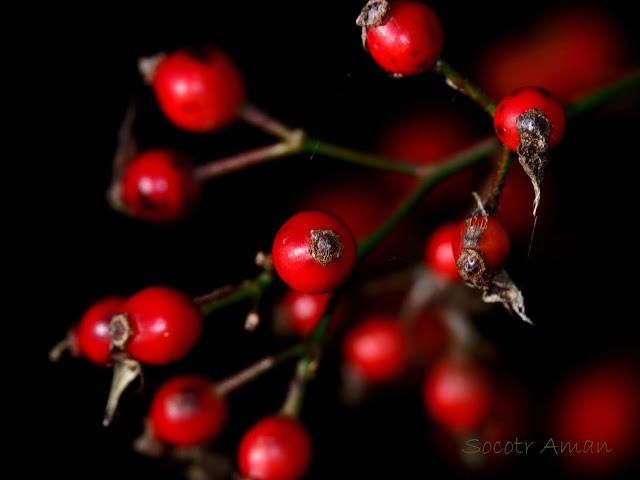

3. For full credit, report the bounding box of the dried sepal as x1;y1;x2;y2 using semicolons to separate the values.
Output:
356;0;391;49
103;352;143;426
516;108;552;217
481;269;532;325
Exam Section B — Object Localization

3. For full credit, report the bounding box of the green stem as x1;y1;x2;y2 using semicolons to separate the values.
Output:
194;271;275;316
214;343;306;396
280;314;329;417
302;137;421;175
357;136;500;260
485;145;513;215
564;68;640;119
434;58;497;117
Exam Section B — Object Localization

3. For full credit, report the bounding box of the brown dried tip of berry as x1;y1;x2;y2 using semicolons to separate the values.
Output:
516;108;552;217
109;313;133;349
456;248;492;288
310;229;343;266
356;0;391;49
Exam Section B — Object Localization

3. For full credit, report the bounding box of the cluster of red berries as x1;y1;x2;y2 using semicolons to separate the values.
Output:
51;0;638;478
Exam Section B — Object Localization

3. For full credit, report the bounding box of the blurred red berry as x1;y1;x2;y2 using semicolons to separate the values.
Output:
425;222;462;282
237;415;312;480
149;375;227;447
342;315;409;382
423;355;493;433
473;4;631;104
550;359;640;476
276;289;333;337
121;148;201;223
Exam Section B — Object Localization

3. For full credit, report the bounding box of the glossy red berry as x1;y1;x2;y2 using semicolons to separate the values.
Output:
272;210;357;294
74;296;126;366
342;315;409;382
149;45;246;132
149;375;227;447
423;356;493;433
277;289;333;337
120;148;201;223
358;0;444;76
453;215;510;285
110;286;203;365
237;414;312;480
425;222;462;283
493;86;566;151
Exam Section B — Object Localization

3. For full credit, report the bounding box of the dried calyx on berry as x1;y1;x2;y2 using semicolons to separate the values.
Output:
493;86;566;217
356;0;391;49
516;108;551;217
454;203;532;325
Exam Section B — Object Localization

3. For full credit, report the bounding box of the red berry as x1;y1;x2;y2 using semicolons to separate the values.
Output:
425;222;462;282
272;210;357;294
74;296;126;366
110;286;203;365
453;215;510;284
550;360;640;475
493;86;566;151
423;356;493;433
149;375;227;447
342;315;409;382
120;148;201;223
277;289;333;337
237;414;312;480
473;4;631;104
149;45;246;132
359;0;444;76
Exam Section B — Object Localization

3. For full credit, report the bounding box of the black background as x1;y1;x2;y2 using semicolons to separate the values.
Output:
17;1;640;479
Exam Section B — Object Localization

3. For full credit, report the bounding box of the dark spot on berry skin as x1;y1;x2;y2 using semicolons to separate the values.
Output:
137;192;160;211
308;260;315;266
411;50;419;57
168;389;201;418
390;57;396;62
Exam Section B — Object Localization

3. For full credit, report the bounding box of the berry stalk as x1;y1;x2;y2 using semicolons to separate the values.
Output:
215;343;307;396
358;136;500;260
485;145;513;215
564;68;640;118
434;59;497;116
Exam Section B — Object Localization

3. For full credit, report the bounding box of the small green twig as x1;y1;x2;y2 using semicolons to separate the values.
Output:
564;68;640;119
193;137;305;181
194;270;275;316
214;343;307;396
485;145;513;215
434;58;497;117
357;136;500;260
302;137;422;175
280;314;329;417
